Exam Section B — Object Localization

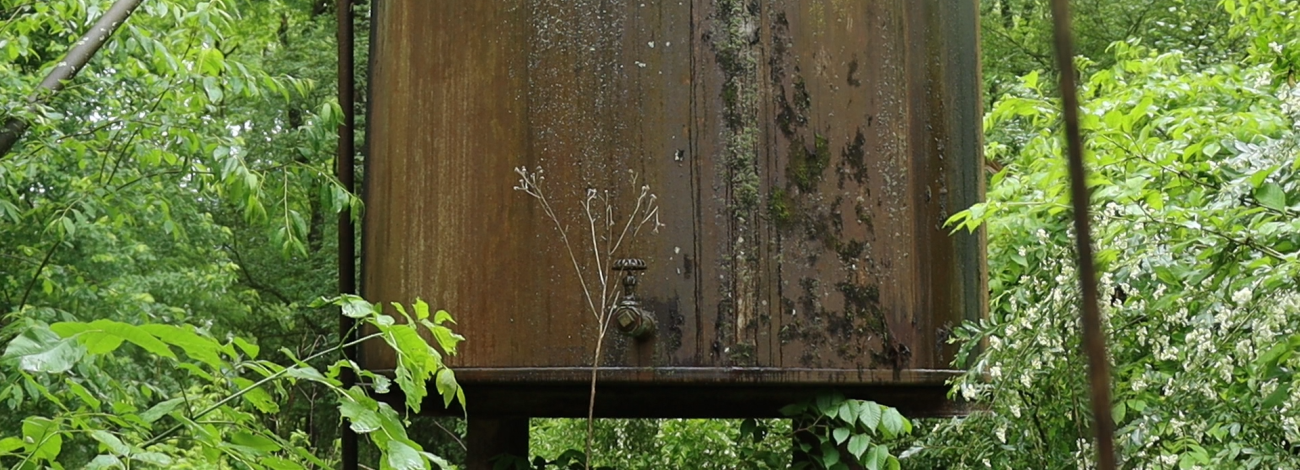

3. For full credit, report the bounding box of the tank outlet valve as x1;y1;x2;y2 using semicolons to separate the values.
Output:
612;259;655;339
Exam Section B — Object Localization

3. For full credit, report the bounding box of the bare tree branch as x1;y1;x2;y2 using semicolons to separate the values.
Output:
0;0;145;158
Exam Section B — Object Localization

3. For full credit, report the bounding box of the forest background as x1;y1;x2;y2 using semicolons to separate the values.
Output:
1;0;1299;469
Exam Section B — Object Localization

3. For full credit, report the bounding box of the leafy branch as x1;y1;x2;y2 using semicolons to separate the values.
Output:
0;296;464;469
733;393;912;470
0;0;145;159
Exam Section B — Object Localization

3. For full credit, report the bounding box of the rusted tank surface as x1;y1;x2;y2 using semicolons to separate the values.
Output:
362;0;984;417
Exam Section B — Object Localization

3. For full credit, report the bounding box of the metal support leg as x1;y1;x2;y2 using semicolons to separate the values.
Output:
466;417;529;470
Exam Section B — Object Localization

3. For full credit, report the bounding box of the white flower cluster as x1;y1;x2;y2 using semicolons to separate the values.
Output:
932;57;1300;468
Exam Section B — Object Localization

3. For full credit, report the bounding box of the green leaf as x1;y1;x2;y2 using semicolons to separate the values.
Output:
1255;183;1288;211
60;216;75;238
139;397;186;423
435;367;461;408
89;430;131;456
0;437;25;453
429;325;464;355
263;457;306;470
131;451;174;466
1145;190;1164;210
53;320;176;359
202;76;223;101
286;366;337;386
1023;70;1039;89
837;400;855;423
820;441;840;467
231;431;282;453
85;454;125;470
4;327;85;373
414;298;430;320
1249;166;1278;188
383;321;439;413
294;446;333;468
864;444;889;470
847;434;871;459
386;439;427;470
176;362;215;381
340;398;383;433
833;426;851;444
197;47;225;75
1257;337;1297;369
857;402;882;431
1203;142;1221;157
232;377;280;413
1263;381;1292;408
139;324;222;368
880;407;905;438
22;417;63;461
392;302;413;322
341;295;374;318
66;379;102;409
740;418;758;438
816;393;836;417
58;324;125;354
232;337;260;359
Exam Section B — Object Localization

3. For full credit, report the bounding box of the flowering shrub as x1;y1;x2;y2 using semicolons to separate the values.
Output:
913;41;1300;469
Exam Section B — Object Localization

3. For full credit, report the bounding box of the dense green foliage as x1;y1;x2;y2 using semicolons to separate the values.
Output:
908;0;1300;468
0;0;434;468
527;418;789;469
525;394;911;470
978;0;1238;105
2;296;464;469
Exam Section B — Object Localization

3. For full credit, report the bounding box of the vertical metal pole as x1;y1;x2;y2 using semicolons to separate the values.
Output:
336;0;358;468
466;418;530;470
1048;1;1117;468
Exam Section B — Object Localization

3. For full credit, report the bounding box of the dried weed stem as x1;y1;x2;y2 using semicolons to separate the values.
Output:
514;166;661;469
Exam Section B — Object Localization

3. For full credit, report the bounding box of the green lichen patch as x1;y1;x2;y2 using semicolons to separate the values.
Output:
836;239;867;264
728;127;761;213
840;127;868;187
711;0;761;217
786;133;830;193
775;91;803;137
728;341;756;365
793;74;812;112
836;280;887;334
837;281;880;311
854;202;875;234
767;187;795;228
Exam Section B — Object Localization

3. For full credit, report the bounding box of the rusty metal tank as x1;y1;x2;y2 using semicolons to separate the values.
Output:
361;0;984;419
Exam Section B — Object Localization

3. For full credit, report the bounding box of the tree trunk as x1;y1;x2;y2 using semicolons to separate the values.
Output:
0;0;144;158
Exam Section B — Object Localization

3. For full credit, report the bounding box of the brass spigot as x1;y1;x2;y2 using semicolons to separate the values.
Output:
612;258;655;339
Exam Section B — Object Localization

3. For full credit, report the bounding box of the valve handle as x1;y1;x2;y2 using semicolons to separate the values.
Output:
611;258;655;339
613;258;647;272
614;259;645;299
